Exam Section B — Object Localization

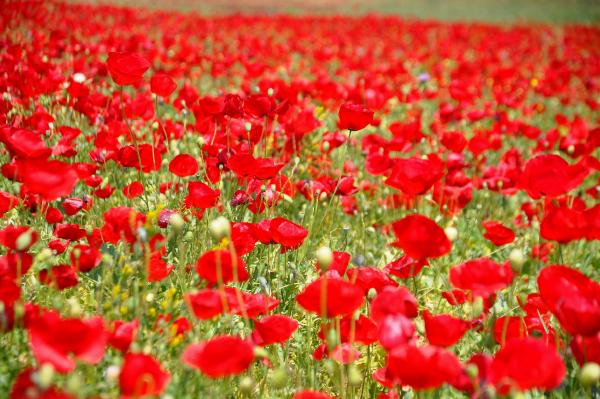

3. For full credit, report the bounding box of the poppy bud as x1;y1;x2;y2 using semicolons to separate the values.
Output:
184;231;193;242
105;364;121;383
245;122;252;132
36;363;55;389
348;364;362;386
209;216;231;240
15;230;33;251
73;72;86;83
36;248;53;262
67;298;82;317
465;363;478;379
253;347;269;359
66;373;82;393
472;296;484;318
239;376;255;395
367;288;377;300
322;141;330;152
316;246;333;271
169;213;185;233
324;359;335;375
444;226;458;242
270;368;288;389
509;249;525;273
579;362;600;387
137;227;148;243
326;328;339;350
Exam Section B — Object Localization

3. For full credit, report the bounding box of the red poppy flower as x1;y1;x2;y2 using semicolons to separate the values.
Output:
150;73;177;97
38;265;78;290
147;250;174;282
169;154;198;177
268;217;308;250
422;310;470;348
570;332;600;366
520;154;590;199
70;244;101;272
251;314;299;346
482;220;515;246
296;276;364;318
101;206;146;244
0;226;37;251
123;181;144;199
184;181;220;209
109;319;139;353
28;310;108;373
346;267;397;294
119;353;170;397
537;265;600;336
370;286;418;323
386;344;462;390
119;144;161;173
292;391;336;399
54;223;86;241
10;368;75;399
490;338;565;393
0;127;51;159
330;343;361;364
195;249;248;284
384;256;427;279
390;215;451;260
378;314;416;350
449;257;514;297
182;335;254;378
185;289;227;320
539;205;585;243
0;191;19;216
18;159;78;201
317;251;351;275
106;52;151;86
385;156;443;195
338;102;373;131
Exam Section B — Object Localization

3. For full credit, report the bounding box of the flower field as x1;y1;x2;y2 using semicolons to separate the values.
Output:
1;1;600;398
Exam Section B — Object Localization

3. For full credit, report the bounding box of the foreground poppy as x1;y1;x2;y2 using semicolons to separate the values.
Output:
106;52;151;86
390;215;451;260
386;344;462;390
119;353;170;397
490;338;565;393
183;335;254;378
296;276;364;318
338;103;373;131
28;310;108;373
195;249;249;284
537;265;600;336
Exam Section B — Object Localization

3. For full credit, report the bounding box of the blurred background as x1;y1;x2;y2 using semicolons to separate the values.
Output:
73;0;600;23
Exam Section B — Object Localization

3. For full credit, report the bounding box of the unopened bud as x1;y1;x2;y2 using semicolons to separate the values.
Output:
316;246;333;271
444;226;458;242
209;216;231;241
15;230;33;251
36;363;55;389
579;362;600;387
169;213;185;232
509;249;525;273
238;376;254;395
270;368;288;389
348;364;362;386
